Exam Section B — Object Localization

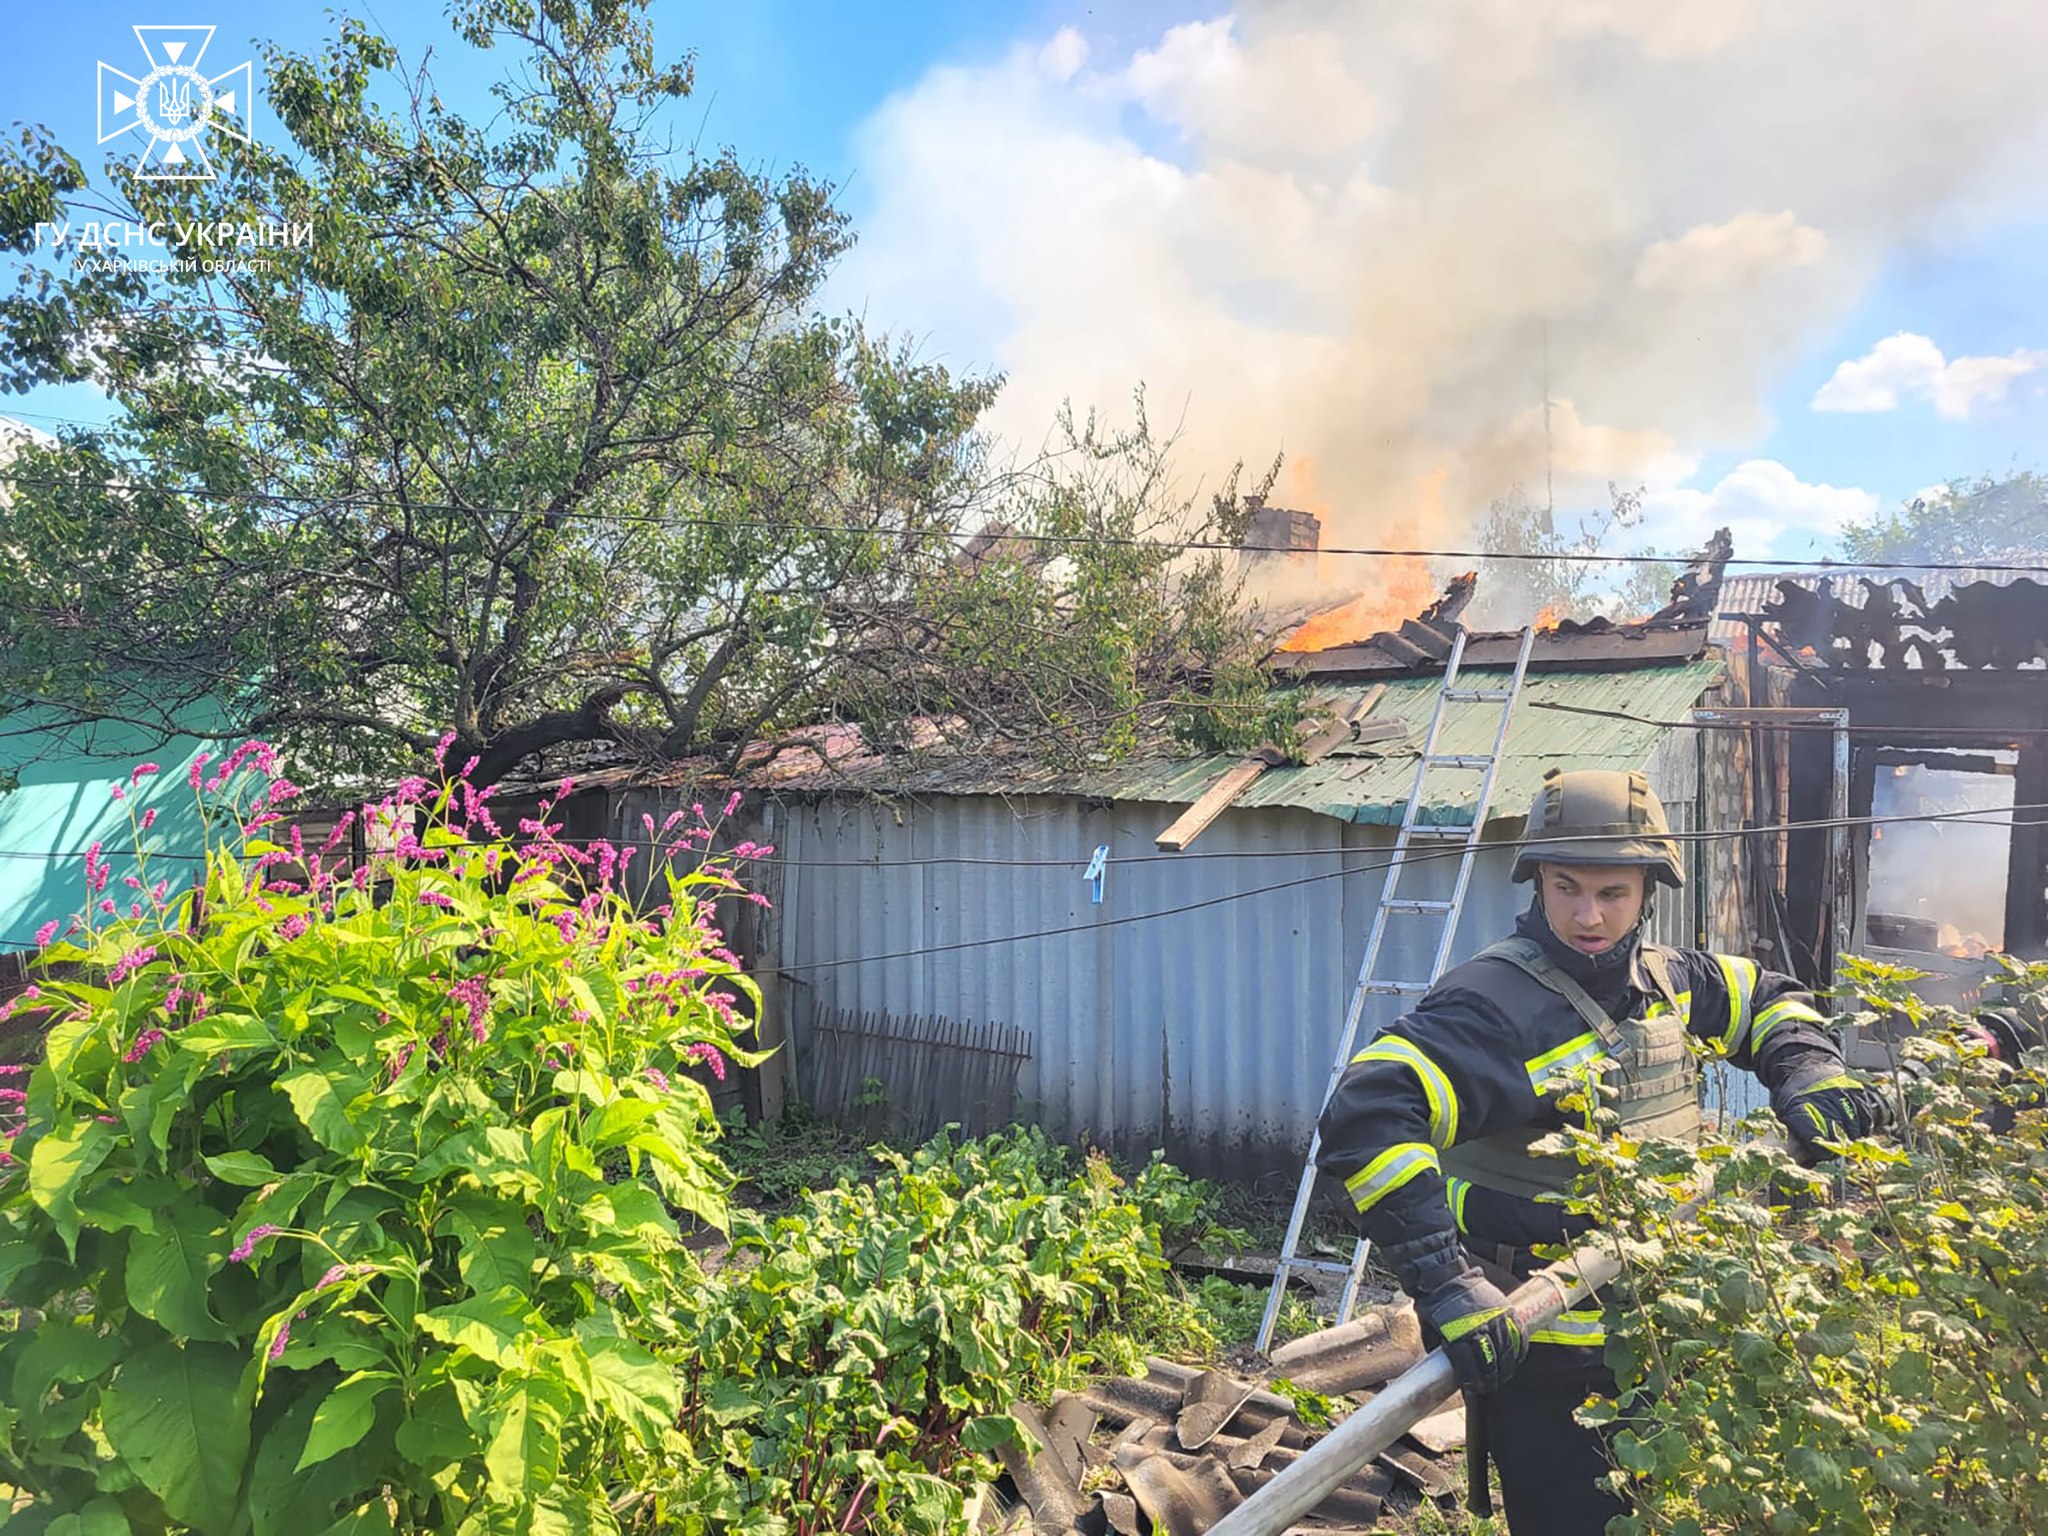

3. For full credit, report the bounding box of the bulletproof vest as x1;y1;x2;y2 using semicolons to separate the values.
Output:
1438;936;1700;1203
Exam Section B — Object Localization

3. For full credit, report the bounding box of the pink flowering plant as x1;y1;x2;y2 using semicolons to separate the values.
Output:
0;743;764;1531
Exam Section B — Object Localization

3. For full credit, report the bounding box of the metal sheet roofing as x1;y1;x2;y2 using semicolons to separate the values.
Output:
1714;568;2044;648
1076;658;1724;826
543;659;1727;828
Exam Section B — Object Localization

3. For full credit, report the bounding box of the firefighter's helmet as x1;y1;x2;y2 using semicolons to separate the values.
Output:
1511;767;1685;888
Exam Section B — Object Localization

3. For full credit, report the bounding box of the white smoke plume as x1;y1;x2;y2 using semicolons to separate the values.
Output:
834;1;2048;619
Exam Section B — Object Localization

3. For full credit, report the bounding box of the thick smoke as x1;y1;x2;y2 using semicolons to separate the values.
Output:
837;1;2048;619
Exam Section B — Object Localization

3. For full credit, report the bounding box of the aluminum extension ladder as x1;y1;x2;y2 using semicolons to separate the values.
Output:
1254;623;1539;1353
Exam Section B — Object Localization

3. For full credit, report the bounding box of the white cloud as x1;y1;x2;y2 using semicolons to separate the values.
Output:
1638;459;1877;558
1634;212;1828;293
1037;27;1088;84
1811;331;2048;419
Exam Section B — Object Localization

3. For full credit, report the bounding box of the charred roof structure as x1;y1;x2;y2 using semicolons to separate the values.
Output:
1275;526;1732;679
1713;565;2048;1044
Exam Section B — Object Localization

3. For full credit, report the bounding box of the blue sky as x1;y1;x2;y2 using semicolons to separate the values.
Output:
5;2;2045;567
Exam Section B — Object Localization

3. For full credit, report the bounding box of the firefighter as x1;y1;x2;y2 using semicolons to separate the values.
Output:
1315;767;1884;1536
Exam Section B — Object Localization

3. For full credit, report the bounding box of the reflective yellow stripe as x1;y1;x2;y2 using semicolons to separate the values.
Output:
1354;1036;1461;1148
1528;1307;1605;1347
1343;1142;1440;1213
1752;997;1825;1051
1440;1306;1503;1343
1714;955;1759;1054
1527;1029;1607;1094
1645;989;1693;1022
1445;1176;1472;1232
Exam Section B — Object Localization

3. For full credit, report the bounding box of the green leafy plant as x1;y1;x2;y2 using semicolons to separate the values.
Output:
0;744;762;1532
1565;956;2048;1535
673;1129;1198;1533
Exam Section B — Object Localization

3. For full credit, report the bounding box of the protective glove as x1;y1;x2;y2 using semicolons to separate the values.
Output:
1774;1071;1886;1164
1377;1227;1529;1393
1969;1008;2036;1063
1419;1268;1528;1394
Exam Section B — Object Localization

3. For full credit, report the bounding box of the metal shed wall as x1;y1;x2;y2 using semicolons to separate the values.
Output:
762;718;1722;1174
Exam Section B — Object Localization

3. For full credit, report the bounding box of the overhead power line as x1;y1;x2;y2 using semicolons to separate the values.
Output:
0;798;2039;870
2;466;2041;575
5;802;2041;955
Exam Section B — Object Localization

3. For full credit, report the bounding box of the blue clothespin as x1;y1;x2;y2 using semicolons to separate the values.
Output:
1082;844;1109;904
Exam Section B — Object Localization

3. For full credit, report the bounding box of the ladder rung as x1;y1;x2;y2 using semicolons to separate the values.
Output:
1277;1257;1360;1277
1363;980;1431;996
1404;823;1476;839
1442;687;1515;703
1423;754;1493;770
1383;898;1455;914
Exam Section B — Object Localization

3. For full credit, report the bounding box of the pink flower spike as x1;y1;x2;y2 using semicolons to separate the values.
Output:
417;891;453;909
33;921;57;947
684;1042;729;1082
132;763;160;783
231;1223;280;1263
99;899;117;916
434;729;457;769
109;946;159;984
268;1320;291;1361
140;808;158;831
645;1066;671;1092
123;1028;165;1063
321;811;355;853
316;1262;351;1289
189;753;211;790
110;783;125;802
724;790;742;816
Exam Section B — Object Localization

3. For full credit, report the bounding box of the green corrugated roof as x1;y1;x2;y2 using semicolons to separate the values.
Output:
1079;659;1724;826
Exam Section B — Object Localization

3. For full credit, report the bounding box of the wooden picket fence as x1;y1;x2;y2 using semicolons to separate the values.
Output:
800;1005;1032;1141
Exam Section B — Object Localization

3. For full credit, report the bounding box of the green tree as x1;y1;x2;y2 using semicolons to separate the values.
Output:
1840;469;2048;565
1474;482;1678;624
0;1;1274;790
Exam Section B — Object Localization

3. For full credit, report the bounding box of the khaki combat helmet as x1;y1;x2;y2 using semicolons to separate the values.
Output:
1510;767;1685;888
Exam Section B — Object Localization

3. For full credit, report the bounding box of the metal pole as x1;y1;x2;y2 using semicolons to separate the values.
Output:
1211;1239;1624;1536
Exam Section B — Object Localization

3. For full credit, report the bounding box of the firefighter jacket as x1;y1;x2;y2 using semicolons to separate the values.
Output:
1315;900;1848;1360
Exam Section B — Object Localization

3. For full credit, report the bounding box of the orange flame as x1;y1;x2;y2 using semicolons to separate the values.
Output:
1532;602;1567;630
1275;464;1448;653
1278;563;1441;652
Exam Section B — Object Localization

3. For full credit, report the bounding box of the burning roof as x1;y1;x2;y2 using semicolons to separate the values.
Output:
1269;527;1732;679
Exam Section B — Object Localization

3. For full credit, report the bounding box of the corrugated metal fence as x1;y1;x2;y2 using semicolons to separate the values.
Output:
766;793;1574;1175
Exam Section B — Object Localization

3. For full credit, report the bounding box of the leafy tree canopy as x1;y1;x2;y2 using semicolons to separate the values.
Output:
1838;469;2048;566
0;0;1279;790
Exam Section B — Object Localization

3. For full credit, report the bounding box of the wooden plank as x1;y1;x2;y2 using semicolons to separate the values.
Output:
1155;753;1278;851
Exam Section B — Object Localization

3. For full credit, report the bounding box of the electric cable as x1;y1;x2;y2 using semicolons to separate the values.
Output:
5;802;2041;957
4;466;2043;574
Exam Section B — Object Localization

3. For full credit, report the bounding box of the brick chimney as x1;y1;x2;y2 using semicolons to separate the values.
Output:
1238;505;1320;578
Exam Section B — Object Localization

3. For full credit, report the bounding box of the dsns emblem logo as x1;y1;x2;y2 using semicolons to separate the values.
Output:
98;25;253;181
